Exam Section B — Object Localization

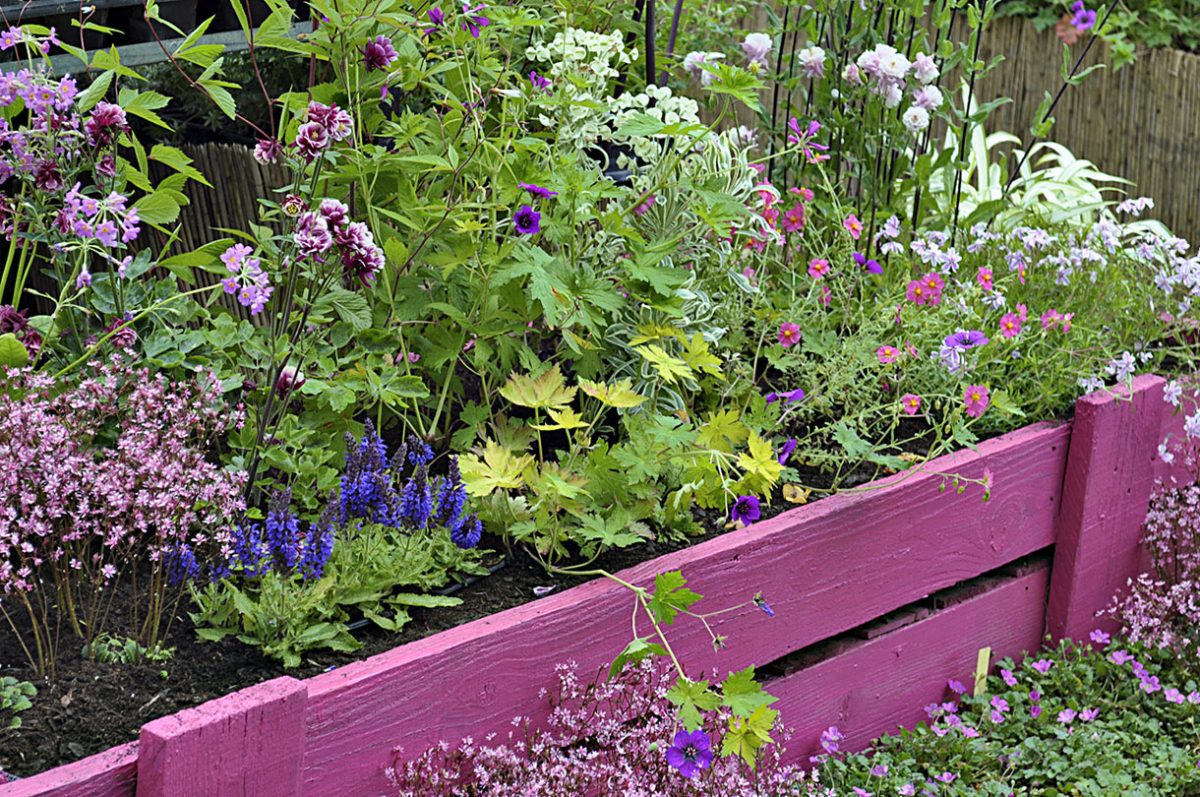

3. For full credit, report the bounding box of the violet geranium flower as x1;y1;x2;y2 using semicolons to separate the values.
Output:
943;329;989;350
460;0;489;38
730;495;761;526
519;182;557;199
665;729;713;778
513;204;540;235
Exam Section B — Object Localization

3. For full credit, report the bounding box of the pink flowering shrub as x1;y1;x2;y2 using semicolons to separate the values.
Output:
1108;481;1200;664
388;661;832;797
0;359;245;677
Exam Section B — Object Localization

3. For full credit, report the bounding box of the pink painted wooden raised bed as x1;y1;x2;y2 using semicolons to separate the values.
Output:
2;374;1173;797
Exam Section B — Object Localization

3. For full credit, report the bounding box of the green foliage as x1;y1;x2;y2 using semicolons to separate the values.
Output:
83;634;175;665
819;638;1200;795
0;677;35;730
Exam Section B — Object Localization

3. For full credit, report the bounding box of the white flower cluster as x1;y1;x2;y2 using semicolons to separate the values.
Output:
845;43;942;135
608;84;702;172
526;28;638;145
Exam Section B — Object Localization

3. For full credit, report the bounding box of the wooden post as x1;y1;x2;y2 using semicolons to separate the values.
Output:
1046;374;1166;641
135;677;307;797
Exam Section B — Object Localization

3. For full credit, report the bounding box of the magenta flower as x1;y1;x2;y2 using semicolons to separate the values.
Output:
665;729;713;778
948;679;966;695
876;345;899;364
1089;628;1111;645
999;312;1022;339
778;322;801;348
519;182;557;199
963;384;990;418
1080;707;1099;721
934;773;957;784
362;35;398;71
529;70;551;92
976;266;994;291
807;258;829;279
785;117;829;162
901;393;922;415
1001;668;1018;687
1031;658;1054;674
513;204;541;235
843;213;863;240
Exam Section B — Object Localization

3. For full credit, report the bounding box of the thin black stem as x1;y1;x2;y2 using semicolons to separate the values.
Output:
659;0;684;86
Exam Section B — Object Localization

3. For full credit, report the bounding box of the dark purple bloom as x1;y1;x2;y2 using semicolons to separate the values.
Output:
852;251;882;274
363;35;398;71
519;181;557;198
264;489;300;569
730;495;760;526
943;329;990;350
529;70;551;92
778;437;798;465
460;1;489;38
514;204;541;235
428;7;444;25
665;729;713;778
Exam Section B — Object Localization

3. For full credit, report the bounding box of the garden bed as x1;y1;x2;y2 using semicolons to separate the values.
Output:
0;374;1172;797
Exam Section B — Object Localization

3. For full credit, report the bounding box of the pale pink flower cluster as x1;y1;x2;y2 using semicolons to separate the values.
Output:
1108;479;1200;662
0;359;245;600
388;661;833;797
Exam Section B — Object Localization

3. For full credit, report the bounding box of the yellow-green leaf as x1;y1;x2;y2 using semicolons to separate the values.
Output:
459;440;534;496
579;378;647;409
499;364;577;409
635;344;693;384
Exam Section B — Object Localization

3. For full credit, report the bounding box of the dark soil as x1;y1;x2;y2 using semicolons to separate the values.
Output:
0;432;932;778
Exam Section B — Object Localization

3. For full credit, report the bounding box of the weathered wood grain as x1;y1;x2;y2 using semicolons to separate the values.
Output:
299;422;1070;796
0;743;136;797
770;564;1050;761
135;677;306;797
1047;375;1165;641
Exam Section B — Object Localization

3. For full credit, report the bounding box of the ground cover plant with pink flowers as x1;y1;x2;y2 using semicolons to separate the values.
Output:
5;0;1200;782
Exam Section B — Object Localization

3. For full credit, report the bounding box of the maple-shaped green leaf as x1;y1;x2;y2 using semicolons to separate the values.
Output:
681;334;724;379
499;364;577;409
579;378;648;409
697;409;749;454
577;512;646;549
530;406;587;431
667;677;721;731
609;636;667;678
459;440;535;496
721;666;779;718
647;570;702;627
636;344;694;385
736;431;784;494
721;705;779;767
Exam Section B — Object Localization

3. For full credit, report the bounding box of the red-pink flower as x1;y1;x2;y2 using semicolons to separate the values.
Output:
876;345;900;364
963;384;990;418
843;213;863;240
807;258;829;279
901;393;922;415
781;203;805;232
778;322;801;348
976;266;994;292
905;279;929;305
999;312;1022;338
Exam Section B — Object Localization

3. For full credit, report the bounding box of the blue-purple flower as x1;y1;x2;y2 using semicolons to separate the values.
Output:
943;329;989;350
778;437;798;465
665;729;713;778
730;495;761;526
460;0;489;38
514;204;541;235
529;70;551;93
519;181;557;199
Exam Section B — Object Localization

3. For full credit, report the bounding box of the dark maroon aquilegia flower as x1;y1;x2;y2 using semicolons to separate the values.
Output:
513;204;541;235
666;729;714;778
362;35;398;71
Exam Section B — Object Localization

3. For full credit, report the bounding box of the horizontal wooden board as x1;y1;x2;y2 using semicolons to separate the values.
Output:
300;422;1069;796
0;743;136;797
770;564;1050;761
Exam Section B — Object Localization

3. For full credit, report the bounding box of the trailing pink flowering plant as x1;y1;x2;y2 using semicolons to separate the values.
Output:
388;660;833;796
0;359;245;678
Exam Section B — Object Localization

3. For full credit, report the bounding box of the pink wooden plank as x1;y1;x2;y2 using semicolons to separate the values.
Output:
0;743;136;797
300;422;1069;796
136;677;306;797
771;565;1050;761
1047;375;1165;641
